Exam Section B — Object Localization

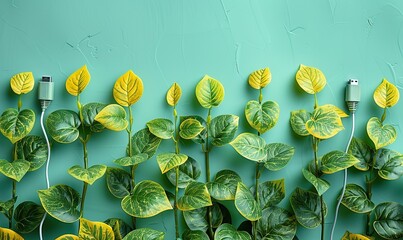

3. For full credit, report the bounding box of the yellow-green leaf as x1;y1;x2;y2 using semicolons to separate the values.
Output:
0;159;30;182
342;231;373;240
0;227;24;240
248;68;271;89
113;70;144;107
78;218;115;240
68;165;107;185
295;64;326;94
235;182;262;221
156;153;188;174
367;117;396;150
290;110;311;137
66;65;90;96
94;104;128;131
373;79;400;108
306;105;344;139
55;234;79;240
321;104;348;118
10;72;34;95
177;182;212;211
167;82;182;106
179;118;205;139
195;75;224;109
0;108;35;144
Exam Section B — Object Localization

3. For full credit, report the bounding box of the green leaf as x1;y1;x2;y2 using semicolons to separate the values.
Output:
373;202;403;239
0;159;30;182
16;135;47;171
0;227;24;240
47;110;81;143
290;188;326;229
256;179;285;208
95;104;128;131
65;65;90;96
211;202;225;228
166;156;201;188
113;70;144;107
235;182;262;221
14;201;45;233
129;128;162;159
367;117;396;150
156;153;188;174
215;223;251;240
264;143;295;171
182;230;210;240
295;64;326;94
55;234;79;240
104;218;133;240
178;182;212;211
0;197;17;216
341;184;375;213
248;68;271;89
166;82;182;106
180;115;207;144
0;108;35;143
207;170;242;200
195;75;225;109
257;206;297;240
230;133;267;161
38;184;81;223
81;102;107;132
290;110;311;137
341;231;373;240
375;148;403;180
78;218;115;240
10;72;35;95
105;167;132;198
302;169;330;196
180;118;205;139
306;105;344;139
348;137;373;171
210;114;239;146
321;150;359;174
146;118;174;139
321;104;349;118
122;228;164;240
121;180;172;217
245;100;279;134
183;207;208;231
373;78;400;108
114;154;148;167
68;165;107;185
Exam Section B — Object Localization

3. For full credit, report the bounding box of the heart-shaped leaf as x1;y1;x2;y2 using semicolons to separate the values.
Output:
235;182;262;221
68;164;107;185
180;115;207;144
0;159;30;182
341;184;375;213
183;207;208;231
367;117;396;150
113;70;144;107
16;135;48;171
105;167;131;198
257;206;297;240
375;149;403;180
0;227;24;240
114;154;148;167
230;133;267;161
210;114;239;146
341;231;373;240
104;218;133;240
10;72;34;95
302;169;330;196
290;110;311;137
214;223;251;240
121;180;172;217
207;170;242;200
348;137;373;171
195;75;225;109
156;153;188;174
47;110;81;144
166;156;201;188
95;104;128;131
178;182;212;211
166;82;182;106
306;105;344;139
264;143;295;171
14;201;45;234
321;151;359;174
147;118;174;139
0;197;17;216
248;68;271;89
55;234;79;240
321;104;349;118
66;65;90;96
245;100;279;134
81;102;107;132
373;79;400;108
129;128;162;159
38;184;81;223
180;118;205;139
0;108;35;143
182;230;210;240
373;202;403;239
122;228;164;240
255;179;285;208
295;64;326;94
78;218;115;240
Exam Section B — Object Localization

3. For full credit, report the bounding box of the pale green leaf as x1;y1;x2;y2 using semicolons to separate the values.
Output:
146;118;174;139
215;223;251;240
122;228;164;240
0;159;30;182
264;143;294;171
367;117;397;150
183;207;208;231
302;169;330;196
341;184;375;213
306;105;344;139
235;182;262;221
156;153;188;174
114;154;148;167
290;110;311;137
95;104;128;131
230;133;267;161
179;118;205;139
245;100;279;134
178;182;212;211
0;108;35;143
195;75;224;108
321;150;359;174
68;164;107;185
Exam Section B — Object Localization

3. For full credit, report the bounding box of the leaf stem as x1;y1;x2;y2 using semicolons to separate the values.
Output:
127;106;137;228
9;144;18;228
173;105;180;239
205;108;214;239
79;140;89;217
380;108;387;123
312;137;324;240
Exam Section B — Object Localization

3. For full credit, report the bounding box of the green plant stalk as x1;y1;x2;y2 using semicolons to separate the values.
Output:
8;144;18;228
173;107;180;239
79;139;89;217
252;162;261;240
365;152;379;236
127;106;137;229
312;137;325;240
204;108;214;239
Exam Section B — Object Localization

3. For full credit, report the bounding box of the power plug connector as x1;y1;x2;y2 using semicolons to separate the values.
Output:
38;75;54;110
345;79;360;113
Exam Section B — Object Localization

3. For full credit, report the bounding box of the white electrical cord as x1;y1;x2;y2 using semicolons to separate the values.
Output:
330;112;355;240
39;108;51;240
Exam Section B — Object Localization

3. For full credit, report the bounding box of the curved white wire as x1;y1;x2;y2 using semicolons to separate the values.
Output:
330;112;355;240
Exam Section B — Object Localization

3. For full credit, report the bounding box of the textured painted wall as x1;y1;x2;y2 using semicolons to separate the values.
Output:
0;0;402;239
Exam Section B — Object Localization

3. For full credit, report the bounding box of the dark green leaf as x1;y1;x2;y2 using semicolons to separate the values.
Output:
341;184;375;213
16;135;48;171
106;167;132;198
290;188;326;229
129;128;162;159
375;149;403;180
264;143;295;171
114;154;148;167
104;218;133;240
0;108;35;143
257;206;297;240
302;169;330;196
230;133;267;161
255;179;285;208
81;102;107;132
215;223;251;240
210;114;239;146
211;202;223;228
235;182;262;221
14;201;45;233
0;197;17;216
178;182;212;211
166;157;201;188
46;110;80;143
182;230;209;240
321;151;359;174
348;137;373;171
183;207;208;231
207;170;242;200
373;202;403;239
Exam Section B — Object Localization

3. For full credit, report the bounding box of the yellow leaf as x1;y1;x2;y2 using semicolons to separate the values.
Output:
296;64;326;94
373;78;400;108
55;234;79;240
65;65;90;96
166;82;182;106
248;68;271;89
195;75;225;109
0;227;24;240
113;70;144;106
79;218;115;240
342;231;373;240
10;72;34;95
321;104;349;118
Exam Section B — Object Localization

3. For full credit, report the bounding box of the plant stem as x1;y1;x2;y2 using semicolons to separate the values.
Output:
312;137;325;240
80;140;89;217
174;166;179;239
204;108;214;239
8;144;18;228
127;106;137;229
365;152;378;235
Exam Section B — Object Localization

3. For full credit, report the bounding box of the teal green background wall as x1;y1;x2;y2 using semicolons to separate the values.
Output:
1;0;402;239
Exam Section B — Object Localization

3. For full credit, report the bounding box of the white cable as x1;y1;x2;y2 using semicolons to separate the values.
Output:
330;112;355;240
39;108;51;240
